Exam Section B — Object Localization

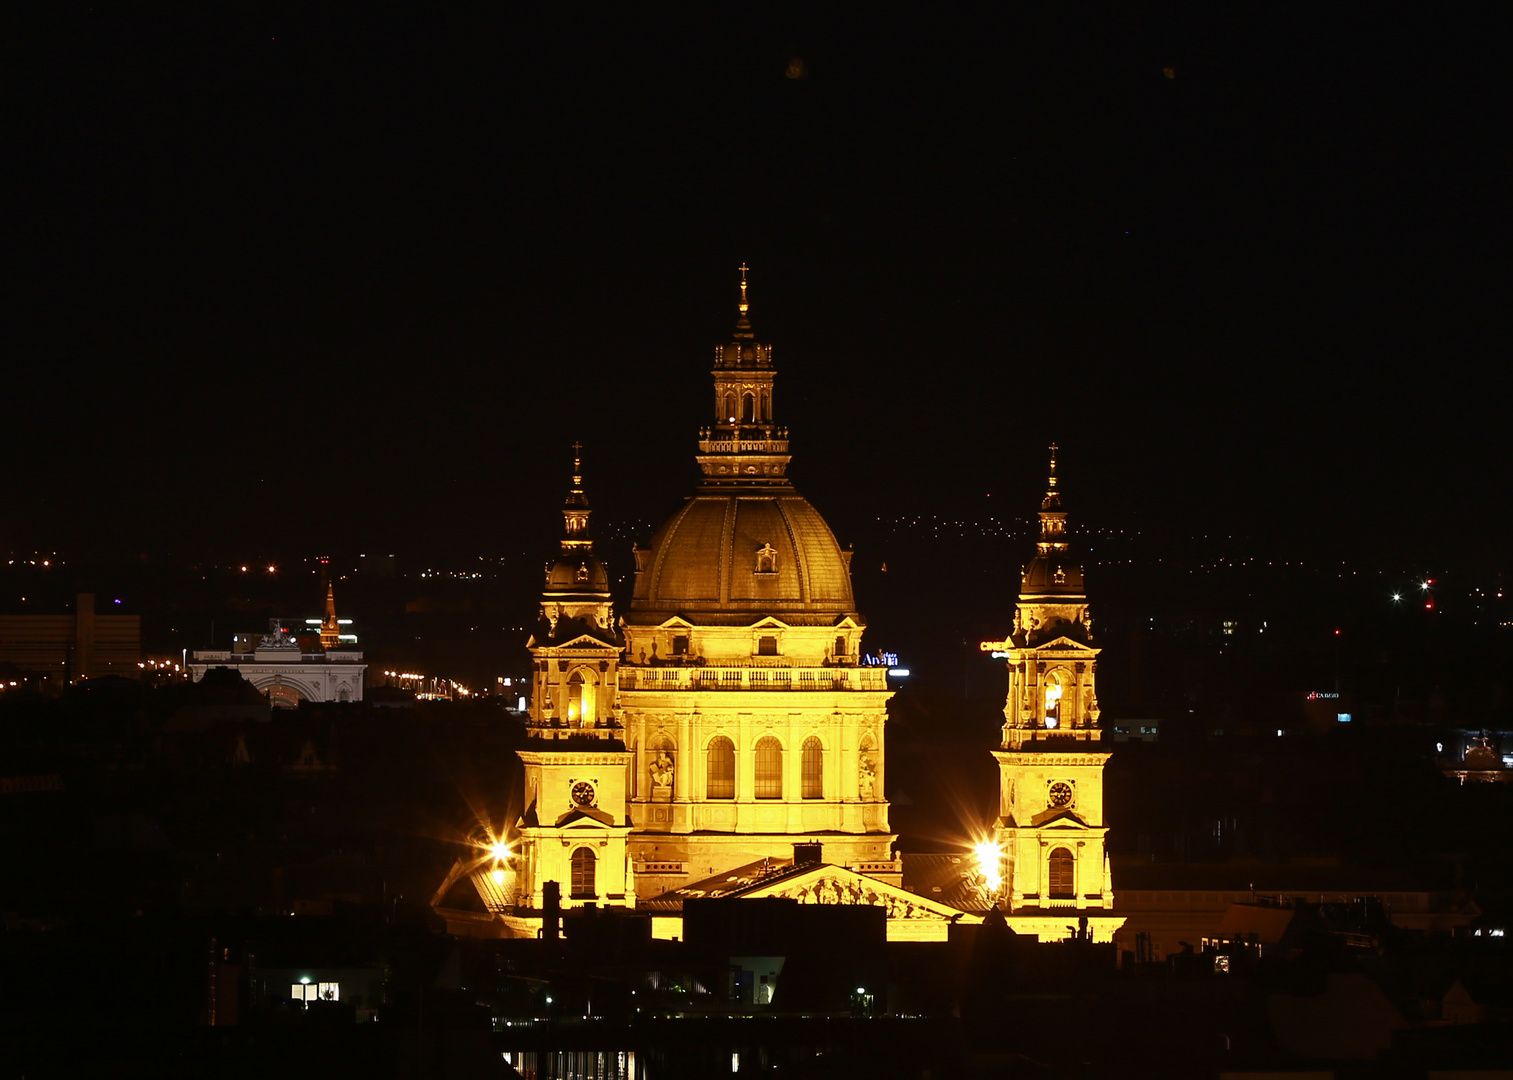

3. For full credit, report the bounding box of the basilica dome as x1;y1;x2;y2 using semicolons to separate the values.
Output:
625;272;860;629
628;492;855;624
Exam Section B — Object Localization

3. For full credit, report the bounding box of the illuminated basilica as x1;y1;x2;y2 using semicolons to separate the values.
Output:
435;273;1122;943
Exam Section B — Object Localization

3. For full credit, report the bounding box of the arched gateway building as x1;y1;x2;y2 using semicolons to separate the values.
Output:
435;273;1121;943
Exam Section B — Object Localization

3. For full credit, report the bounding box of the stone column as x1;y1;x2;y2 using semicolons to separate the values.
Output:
675;712;692;802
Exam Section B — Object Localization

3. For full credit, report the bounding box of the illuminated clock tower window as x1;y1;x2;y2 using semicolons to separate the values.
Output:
1044;679;1063;729
1048;848;1074;898
567;671;595;728
570;847;596;899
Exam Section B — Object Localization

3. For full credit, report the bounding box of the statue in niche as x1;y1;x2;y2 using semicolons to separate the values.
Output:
1012;608;1023;635
858;756;876;800
650;750;674;800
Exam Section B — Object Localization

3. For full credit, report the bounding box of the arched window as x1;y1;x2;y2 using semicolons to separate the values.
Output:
1048;847;1074;898
570;847;596;898
568;671;595;727
707;737;735;799
801;737;823;799
1043;673;1063;729
754;736;783;799
723;391;737;422
742;392;756;422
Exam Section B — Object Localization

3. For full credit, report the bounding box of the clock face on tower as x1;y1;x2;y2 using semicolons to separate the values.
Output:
1048;781;1073;808
571;781;596;808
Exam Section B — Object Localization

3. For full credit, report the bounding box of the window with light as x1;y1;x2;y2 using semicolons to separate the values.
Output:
801;736;823;799
707;737;735;799
754;737;783;799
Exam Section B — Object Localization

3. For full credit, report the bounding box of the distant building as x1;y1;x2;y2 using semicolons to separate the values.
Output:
0;592;140;684
189;585;366;706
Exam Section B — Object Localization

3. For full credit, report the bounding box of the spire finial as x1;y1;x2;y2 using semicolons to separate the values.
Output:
1047;443;1058;490
738;263;749;316
571;440;583;486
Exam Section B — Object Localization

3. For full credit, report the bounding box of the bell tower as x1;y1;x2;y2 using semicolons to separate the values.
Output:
991;447;1117;931
508;446;635;913
319;572;340;652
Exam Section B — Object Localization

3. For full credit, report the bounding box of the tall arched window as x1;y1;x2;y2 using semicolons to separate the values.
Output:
570;847;596;898
707;737;735;799
723;391;737;422
567;671;594;727
754;736;783;799
1048;847;1074;898
801;737;823;799
742;392;756;422
1043;673;1063;729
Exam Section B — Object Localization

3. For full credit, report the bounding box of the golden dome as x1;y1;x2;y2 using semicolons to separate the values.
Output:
545;552;609;595
1020;555;1085;598
628;492;855;624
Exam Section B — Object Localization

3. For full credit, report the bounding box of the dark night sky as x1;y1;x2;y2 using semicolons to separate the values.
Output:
9;5;1506;566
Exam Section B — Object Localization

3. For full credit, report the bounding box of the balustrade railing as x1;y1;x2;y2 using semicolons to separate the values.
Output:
619;666;887;691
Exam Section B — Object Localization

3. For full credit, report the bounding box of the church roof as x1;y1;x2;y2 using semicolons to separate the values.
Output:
544;553;610;594
628;493;856;624
527;613;618;650
1020;555;1085;597
899;853;995;914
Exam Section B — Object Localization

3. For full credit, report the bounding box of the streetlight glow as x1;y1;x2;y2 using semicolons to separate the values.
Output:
974;838;1004;894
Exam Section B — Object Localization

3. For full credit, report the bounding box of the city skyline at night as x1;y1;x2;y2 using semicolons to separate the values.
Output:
5;8;1509;1076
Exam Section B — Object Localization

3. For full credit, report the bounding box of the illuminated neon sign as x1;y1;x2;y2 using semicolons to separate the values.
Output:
978;639;1012;653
